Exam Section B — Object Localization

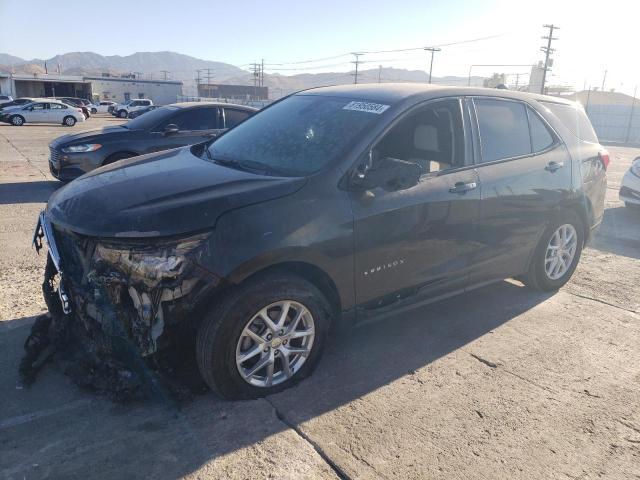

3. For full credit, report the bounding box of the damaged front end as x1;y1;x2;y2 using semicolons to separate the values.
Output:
23;211;220;400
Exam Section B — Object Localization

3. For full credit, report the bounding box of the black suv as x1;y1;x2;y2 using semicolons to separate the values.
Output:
48;102;256;181
33;84;607;399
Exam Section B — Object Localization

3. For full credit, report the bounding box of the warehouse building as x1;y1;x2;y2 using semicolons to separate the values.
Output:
0;73;183;105
197;83;268;101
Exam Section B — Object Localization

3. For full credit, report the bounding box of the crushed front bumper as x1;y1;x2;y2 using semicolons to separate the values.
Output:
32;211;219;357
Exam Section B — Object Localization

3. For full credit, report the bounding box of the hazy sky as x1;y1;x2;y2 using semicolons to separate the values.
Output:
0;0;637;94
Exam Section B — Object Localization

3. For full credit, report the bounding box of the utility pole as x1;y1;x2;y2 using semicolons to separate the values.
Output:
625;85;637;143
601;70;608;91
540;24;559;94
424;47;441;84
378;65;382;83
260;59;264;87
351;53;364;84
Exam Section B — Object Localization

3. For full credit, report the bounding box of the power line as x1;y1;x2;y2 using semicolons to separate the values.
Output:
257;33;506;68
540;24;559;94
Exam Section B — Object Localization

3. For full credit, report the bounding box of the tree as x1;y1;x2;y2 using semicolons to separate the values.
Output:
483;73;507;88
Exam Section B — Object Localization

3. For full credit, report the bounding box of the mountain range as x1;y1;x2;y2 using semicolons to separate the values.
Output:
0;51;484;96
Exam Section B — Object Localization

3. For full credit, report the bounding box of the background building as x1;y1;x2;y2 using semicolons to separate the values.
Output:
197;83;268;101
565;90;640;144
0;73;183;105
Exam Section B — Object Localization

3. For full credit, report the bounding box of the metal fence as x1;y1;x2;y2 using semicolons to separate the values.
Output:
585;104;640;144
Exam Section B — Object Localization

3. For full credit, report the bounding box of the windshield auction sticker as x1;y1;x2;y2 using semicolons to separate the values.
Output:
342;101;390;114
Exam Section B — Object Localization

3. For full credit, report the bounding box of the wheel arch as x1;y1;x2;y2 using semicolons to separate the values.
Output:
232;261;342;320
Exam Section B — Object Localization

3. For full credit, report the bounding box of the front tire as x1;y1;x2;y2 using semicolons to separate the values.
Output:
10;115;24;126
196;273;331;399
63;116;76;127
118;110;128;118
522;211;584;291
91;108;97;114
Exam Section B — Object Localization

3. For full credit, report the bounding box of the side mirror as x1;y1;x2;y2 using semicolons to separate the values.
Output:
351;155;422;192
163;124;179;135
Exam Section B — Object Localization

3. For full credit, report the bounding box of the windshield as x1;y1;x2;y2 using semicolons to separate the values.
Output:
207;95;385;176
124;105;179;130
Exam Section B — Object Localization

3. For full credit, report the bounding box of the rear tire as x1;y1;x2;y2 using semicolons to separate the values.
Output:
10;115;24;126
196;273;331;400
522;211;584;291
63;116;76;127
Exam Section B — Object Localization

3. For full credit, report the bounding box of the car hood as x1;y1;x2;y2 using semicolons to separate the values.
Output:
46;146;306;238
50;125;131;147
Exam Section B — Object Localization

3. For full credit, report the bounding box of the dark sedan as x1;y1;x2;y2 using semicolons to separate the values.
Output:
128;104;159;119
48;102;257;181
0;97;35;110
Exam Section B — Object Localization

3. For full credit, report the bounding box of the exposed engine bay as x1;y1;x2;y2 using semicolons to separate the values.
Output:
20;212;219;401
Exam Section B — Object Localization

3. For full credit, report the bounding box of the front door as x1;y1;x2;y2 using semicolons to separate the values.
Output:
147;107;223;152
468;97;573;283
26;102;50;123
351;98;482;315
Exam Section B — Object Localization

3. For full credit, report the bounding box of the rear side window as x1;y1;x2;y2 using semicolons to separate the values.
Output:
527;107;555;152
475;98;531;162
224;108;251;128
540;101;598;143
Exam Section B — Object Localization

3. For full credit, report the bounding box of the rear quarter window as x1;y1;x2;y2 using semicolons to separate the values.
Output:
540;101;599;143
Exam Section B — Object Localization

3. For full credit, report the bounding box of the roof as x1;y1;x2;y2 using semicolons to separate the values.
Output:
169;101;258;111
300;83;578;107
563;90;637;107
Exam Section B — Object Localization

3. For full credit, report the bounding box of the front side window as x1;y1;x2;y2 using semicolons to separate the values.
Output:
475;98;530;162
209;95;384;176
372;98;465;174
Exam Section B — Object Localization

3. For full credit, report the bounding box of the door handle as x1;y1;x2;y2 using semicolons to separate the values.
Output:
449;181;478;194
545;161;564;172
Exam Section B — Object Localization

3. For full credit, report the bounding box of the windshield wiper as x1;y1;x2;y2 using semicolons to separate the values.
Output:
212;157;272;175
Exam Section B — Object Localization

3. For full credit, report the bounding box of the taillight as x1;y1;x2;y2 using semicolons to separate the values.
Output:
598;150;610;170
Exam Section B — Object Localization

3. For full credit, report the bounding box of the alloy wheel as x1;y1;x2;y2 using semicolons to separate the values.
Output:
235;300;315;388
545;224;578;280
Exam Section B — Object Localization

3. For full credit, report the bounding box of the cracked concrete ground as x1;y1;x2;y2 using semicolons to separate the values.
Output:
1;117;639;479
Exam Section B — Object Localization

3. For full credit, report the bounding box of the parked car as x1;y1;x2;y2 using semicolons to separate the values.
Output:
33;84;606;399
48;102;256;180
127;104;159;119
55;98;91;119
0;97;35;110
91;101;116;114
1;99;85;126
113;98;154;118
620;156;640;209
0;94;13;105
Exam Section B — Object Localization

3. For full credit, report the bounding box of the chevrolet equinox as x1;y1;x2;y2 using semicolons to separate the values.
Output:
33;84;607;399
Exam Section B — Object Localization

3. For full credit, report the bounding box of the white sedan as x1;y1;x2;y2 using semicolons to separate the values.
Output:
90;101;116;114
620;156;640;209
0;100;85;126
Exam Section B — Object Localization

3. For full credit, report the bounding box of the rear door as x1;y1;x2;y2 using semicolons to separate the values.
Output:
351;98;481;314
146;106;222;152
468;97;573;283
49;103;67;123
